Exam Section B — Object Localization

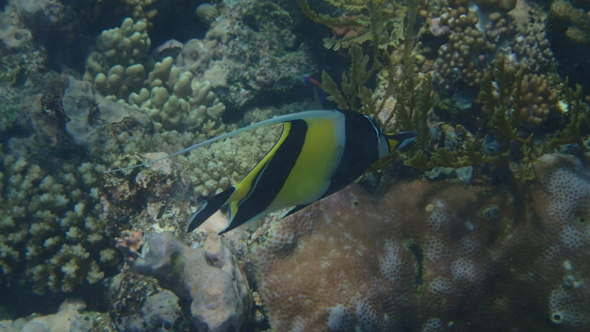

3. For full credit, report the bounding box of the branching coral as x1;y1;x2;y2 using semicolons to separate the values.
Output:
433;0;553;94
0;147;120;295
298;0;426;130
118;0;158;21
297;0;406;52
550;0;590;44
83;17;226;132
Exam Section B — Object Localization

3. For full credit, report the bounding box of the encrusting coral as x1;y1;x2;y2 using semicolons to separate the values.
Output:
251;153;590;331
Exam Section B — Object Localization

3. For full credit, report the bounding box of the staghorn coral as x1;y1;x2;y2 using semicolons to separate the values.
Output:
251;153;590;331
83;17;226;132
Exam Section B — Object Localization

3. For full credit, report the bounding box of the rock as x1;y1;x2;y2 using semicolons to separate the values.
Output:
134;231;252;331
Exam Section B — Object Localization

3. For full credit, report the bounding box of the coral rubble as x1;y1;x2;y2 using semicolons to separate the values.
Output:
251;153;590;331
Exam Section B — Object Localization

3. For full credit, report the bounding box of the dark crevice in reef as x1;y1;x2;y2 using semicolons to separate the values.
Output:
404;240;424;294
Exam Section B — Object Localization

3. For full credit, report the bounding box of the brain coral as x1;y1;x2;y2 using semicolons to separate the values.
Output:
251;153;590;331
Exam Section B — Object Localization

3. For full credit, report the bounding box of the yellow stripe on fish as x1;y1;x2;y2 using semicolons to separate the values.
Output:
106;109;416;235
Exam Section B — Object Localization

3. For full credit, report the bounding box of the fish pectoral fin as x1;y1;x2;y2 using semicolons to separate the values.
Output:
281;204;310;219
186;187;236;232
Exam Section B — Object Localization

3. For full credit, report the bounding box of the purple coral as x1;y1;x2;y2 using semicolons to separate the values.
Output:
251;153;590;331
132;231;252;331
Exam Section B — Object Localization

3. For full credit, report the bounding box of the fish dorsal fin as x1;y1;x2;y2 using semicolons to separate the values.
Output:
105;110;341;173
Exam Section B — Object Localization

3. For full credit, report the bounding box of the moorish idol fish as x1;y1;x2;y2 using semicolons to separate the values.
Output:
107;110;416;234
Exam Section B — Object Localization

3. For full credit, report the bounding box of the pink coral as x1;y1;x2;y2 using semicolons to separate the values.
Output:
251;153;590;330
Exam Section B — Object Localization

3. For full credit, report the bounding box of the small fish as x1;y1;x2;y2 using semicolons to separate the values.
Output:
107;110;416;234
303;76;329;107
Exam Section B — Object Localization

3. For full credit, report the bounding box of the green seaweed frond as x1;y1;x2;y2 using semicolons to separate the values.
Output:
386;49;432;137
405;137;492;170
483;58;531;147
317;0;427;128
296;0;406;52
476;57;590;180
325;0;367;10
546;81;589;151
321;44;380;113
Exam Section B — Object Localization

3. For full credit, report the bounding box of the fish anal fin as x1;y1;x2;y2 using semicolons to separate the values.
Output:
281;204;310;220
187;187;236;232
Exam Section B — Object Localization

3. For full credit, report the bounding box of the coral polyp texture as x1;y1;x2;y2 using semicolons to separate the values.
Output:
0;148;120;295
251;153;590;331
433;0;554;97
83;17;226;132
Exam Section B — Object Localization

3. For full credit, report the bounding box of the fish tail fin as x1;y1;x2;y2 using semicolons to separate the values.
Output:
186;187;236;232
385;131;417;152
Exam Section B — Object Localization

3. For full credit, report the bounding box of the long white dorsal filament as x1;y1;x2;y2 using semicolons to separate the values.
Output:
104;110;337;173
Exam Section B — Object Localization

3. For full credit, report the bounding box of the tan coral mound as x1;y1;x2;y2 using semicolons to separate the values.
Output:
251;153;590;331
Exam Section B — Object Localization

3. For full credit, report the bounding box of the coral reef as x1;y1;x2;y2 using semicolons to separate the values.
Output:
0;143;120;295
195;3;220;24
100;108;282;228
119;0;158;21
108;272;187;331
177;0;316;111
548;0;590;94
0;298;114;331
433;0;554;95
550;0;590;44
11;0;67;31
1;0;589;329
297;0;406;51
132;231;252;330
251;153;590;331
83;17;226;132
